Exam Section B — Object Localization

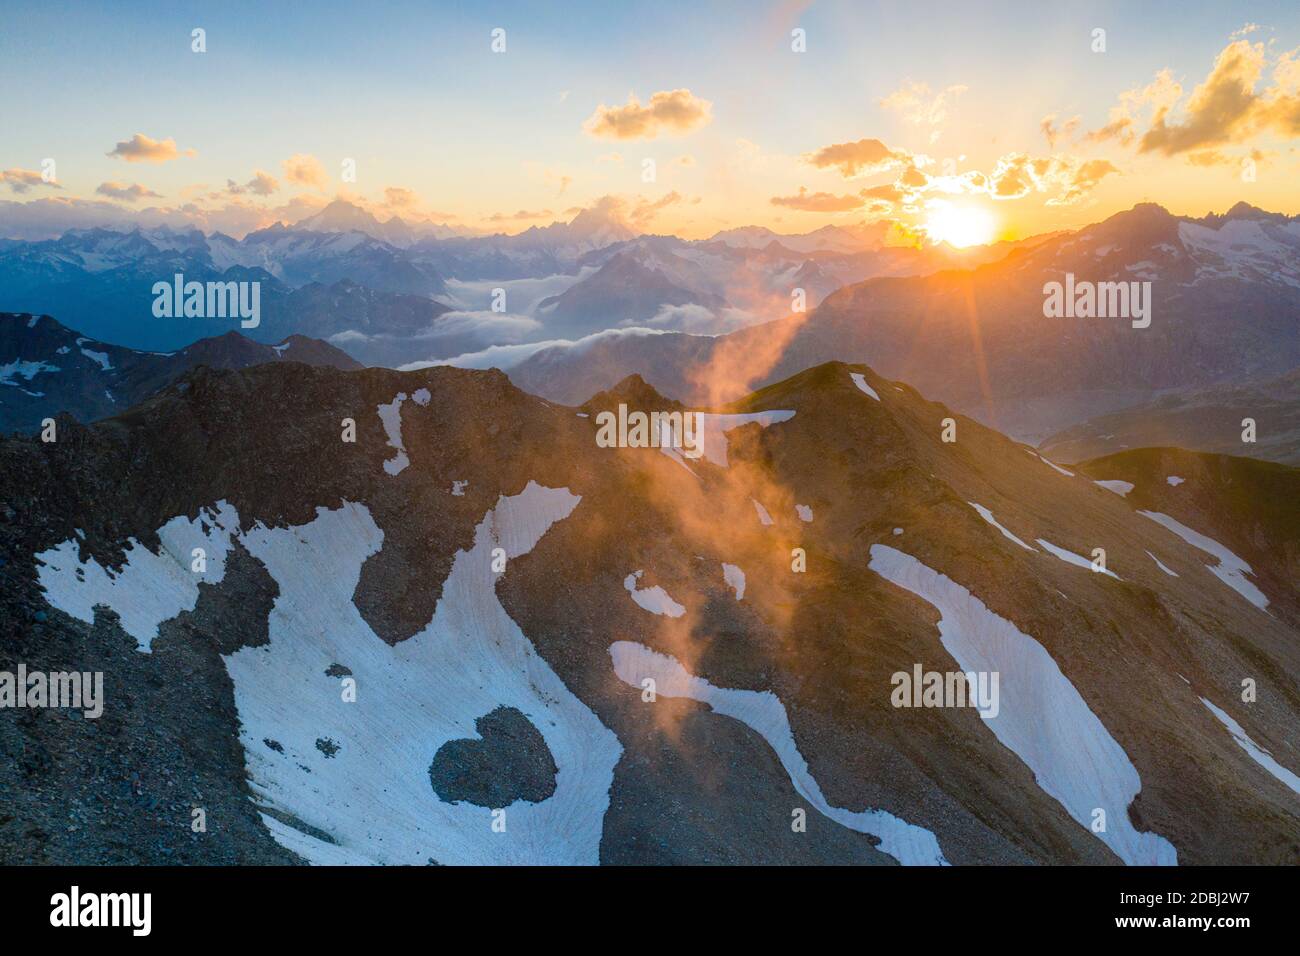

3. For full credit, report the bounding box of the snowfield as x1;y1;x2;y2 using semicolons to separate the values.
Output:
36;502;238;652
609;640;949;866
233;483;620;864
868;544;1177;866
37;484;624;865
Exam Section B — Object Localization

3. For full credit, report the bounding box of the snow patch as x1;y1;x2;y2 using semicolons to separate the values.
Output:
1037;539;1121;579
1166;476;1185;486
968;502;1036;552
1138;511;1267;610
868;545;1176;866
377;393;410;475
1146;551;1178;577
80;348;112;371
35;502;238;652
752;499;774;526
1094;480;1134;497
721;563;746;600
1200;698;1300;795
1037;455;1075;477
609;640;948;866
624;570;686;617
850;372;880;401
795;504;813;523
695;411;795;468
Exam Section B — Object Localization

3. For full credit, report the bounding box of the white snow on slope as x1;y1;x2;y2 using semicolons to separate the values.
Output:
231;483;622;865
695;411;795;467
795;504;813;523
968;502;1036;552
868;545;1176;865
1200;698;1300;796
1166;476;1185;486
1146;551;1178;577
752;499;774;526
1;359;59;386
377;392;410;475
80;348;112;371
1094;480;1134;497
721;563;746;600
35;502;238;652
850;372;881;401
1038;455;1075;477
624;570;686;617
1138;511;1267;611
412;388;431;406
609;640;947;865
1037;539;1121;580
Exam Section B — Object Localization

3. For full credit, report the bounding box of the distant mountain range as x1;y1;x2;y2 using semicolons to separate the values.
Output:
3;200;1296;450
1041;368;1300;465
0;312;359;433
508;202;1300;443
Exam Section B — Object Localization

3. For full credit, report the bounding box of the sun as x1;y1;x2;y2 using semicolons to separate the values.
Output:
923;203;997;248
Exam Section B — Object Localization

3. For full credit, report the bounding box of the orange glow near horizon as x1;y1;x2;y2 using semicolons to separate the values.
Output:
923;204;998;248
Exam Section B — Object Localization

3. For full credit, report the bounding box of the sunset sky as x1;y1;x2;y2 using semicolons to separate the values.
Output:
3;0;1299;243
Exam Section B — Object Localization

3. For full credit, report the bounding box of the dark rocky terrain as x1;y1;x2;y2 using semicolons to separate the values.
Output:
1;358;1296;864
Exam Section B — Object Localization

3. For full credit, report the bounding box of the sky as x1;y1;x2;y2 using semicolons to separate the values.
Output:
2;0;1299;243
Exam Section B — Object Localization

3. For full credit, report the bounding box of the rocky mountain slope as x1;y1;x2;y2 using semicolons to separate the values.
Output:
0;312;360;433
1;359;1295;865
1040;369;1300;465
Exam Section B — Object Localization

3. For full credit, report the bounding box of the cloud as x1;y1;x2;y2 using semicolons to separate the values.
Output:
879;81;968;125
805;138;910;178
1087;70;1183;146
1140;41;1267;155
487;208;554;222
226;170;279;196
95;181;162;202
282;153;329;188
861;183;904;204
0;168;61;194
402;326;673;372
108;133;194;163
1040;114;1081;148
629;190;685;226
1086;41;1300;156
770;187;864;212
986;153;1119;205
641;303;761;334
383;186;418;208
583;88;713;140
